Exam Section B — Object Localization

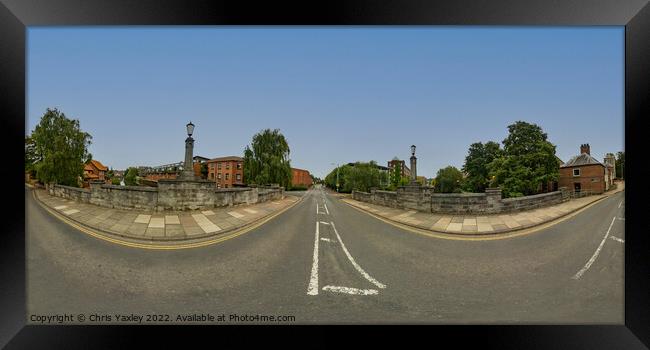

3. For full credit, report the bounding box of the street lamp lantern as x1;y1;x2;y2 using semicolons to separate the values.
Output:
186;121;195;137
410;144;418;185
411;144;416;156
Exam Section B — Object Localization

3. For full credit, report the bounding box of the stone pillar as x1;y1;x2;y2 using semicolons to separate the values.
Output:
410;155;417;184
181;136;195;180
485;188;502;213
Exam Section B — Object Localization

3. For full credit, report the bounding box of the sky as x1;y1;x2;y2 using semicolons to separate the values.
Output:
27;27;624;178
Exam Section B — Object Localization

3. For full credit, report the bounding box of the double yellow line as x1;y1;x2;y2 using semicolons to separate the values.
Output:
33;190;303;250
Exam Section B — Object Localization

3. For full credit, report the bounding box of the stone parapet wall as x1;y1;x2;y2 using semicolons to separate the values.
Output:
352;186;569;215
48;180;284;212
48;184;91;203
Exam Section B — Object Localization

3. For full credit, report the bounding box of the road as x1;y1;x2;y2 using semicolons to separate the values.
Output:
26;185;625;323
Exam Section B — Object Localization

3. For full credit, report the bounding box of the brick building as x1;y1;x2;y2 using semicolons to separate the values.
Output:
387;158;411;178
291;168;313;188
558;144;606;194
207;156;244;188
83;159;108;186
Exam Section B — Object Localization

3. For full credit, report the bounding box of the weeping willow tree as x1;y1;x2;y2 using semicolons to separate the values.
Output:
243;129;292;188
30;108;93;187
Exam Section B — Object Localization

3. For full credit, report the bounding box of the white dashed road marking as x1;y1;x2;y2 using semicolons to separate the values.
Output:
54;205;68;210
324;203;330;215
610;236;625;243
202;210;215;216
572;217;617;280
322;286;378;295
244;209;257;214
63;209;79;215
320;238;336;243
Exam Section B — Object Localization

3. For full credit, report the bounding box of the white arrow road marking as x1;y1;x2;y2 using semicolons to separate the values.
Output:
307;221;320;295
330;222;386;289
572;217;617;280
324;203;330;215
322;286;378;295
610;236;625;243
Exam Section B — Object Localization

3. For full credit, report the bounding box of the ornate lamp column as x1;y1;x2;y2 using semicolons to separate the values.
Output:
181;121;196;180
410;144;418;185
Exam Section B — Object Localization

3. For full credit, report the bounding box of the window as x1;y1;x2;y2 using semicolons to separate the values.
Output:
236;174;241;181
218;163;221;170
573;168;580;176
226;163;230;170
225;173;229;180
237;163;242;170
209;173;213;179
217;173;221;179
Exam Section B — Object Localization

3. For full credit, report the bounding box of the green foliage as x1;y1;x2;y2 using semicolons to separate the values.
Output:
434;166;464;193
124;167;138;186
30;108;93;187
200;163;208;179
243;129;292;188
324;164;352;192
615;151;625;179
462;141;503;192
343;161;385;193
106;168;114;180
487;121;559;198
111;177;121;185
390;161;402;188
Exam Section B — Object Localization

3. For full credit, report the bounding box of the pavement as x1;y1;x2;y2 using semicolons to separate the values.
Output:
25;184;625;324
341;182;625;235
32;188;300;242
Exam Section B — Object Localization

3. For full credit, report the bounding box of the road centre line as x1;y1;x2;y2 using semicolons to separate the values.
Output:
322;285;378;295
330;222;386;289
307;221;320;295
572;216;617;280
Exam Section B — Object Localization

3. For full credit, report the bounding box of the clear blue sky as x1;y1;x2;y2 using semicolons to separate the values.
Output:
27;27;624;178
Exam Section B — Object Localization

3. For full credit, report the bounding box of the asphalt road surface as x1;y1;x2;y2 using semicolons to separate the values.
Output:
26;185;624;324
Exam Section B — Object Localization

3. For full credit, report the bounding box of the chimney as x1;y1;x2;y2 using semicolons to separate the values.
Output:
580;144;590;155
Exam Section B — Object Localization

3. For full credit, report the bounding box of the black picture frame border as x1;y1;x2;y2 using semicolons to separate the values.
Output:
2;0;648;348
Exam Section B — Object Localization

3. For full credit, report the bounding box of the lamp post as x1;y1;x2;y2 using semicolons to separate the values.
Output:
410;144;418;185
181;121;196;180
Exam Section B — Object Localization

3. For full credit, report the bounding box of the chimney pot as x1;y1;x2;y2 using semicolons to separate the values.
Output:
580;144;591;155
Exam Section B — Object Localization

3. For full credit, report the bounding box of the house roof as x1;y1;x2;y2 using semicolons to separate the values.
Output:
560;153;604;168
207;156;244;162
84;173;99;179
84;164;94;171
89;159;108;171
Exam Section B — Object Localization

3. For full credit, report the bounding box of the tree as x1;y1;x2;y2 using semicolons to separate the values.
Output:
324;164;351;191
434;166;464;193
462;141;503;192
390;161;402;189
615;151;625;179
25;135;40;176
124;167;138;186
111;177;121;185
106;168;114;180
243;129;292;188
343;161;385;192
488;121;559;198
30;108;93;187
200;163;208;179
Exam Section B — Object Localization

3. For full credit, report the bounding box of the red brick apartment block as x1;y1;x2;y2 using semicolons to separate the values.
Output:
207;156;244;188
291;168;313;188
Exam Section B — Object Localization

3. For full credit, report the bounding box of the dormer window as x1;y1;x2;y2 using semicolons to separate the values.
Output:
573;168;580;177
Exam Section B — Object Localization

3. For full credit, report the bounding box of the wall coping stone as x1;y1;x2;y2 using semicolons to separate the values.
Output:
100;184;158;192
53;184;89;192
